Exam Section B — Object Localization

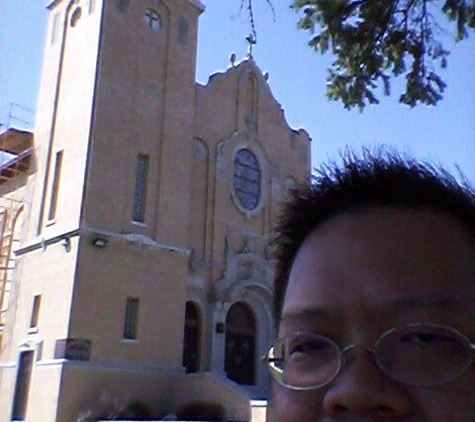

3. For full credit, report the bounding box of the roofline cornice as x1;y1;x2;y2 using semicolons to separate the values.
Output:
185;0;206;12
47;0;205;12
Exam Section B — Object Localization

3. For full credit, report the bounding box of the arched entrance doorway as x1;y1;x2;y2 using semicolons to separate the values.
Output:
224;302;256;385
182;301;201;373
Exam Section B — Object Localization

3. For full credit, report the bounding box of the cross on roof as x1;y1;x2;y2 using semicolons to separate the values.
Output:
246;34;257;58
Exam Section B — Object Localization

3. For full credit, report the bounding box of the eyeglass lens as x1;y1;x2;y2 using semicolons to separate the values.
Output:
267;324;473;389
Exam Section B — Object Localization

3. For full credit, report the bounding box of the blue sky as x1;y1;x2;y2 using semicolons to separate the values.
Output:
1;0;474;181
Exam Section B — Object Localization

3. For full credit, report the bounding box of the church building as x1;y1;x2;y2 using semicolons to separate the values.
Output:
0;1;310;421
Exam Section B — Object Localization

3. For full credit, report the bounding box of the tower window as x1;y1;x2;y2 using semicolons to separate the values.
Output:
123;297;140;340
48;150;63;222
117;0;129;14
51;13;61;44
30;295;42;329
178;15;189;46
132;154;149;223
89;0;96;14
70;7;82;27
144;9;161;32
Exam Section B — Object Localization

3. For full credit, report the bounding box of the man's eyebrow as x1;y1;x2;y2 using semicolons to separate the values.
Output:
385;296;463;313
281;297;463;323
280;308;335;325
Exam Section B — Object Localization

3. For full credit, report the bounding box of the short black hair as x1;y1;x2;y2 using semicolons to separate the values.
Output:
273;150;475;326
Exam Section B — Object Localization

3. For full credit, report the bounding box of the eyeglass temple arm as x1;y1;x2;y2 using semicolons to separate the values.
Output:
261;355;281;363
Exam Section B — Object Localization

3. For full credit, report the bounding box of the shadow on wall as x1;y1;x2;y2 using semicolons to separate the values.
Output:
176;401;225;421
79;401;151;421
82;400;226;421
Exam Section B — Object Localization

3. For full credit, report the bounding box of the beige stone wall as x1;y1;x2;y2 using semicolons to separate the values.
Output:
69;236;189;366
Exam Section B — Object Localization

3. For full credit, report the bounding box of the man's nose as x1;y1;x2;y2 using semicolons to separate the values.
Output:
322;347;413;418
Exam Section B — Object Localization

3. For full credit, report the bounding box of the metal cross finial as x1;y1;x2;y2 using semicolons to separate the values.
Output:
246;34;256;58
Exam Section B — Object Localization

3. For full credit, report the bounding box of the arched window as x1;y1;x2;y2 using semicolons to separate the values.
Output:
225;302;256;385
144;8;161;32
233;148;261;211
70;7;82;27
182;302;201;373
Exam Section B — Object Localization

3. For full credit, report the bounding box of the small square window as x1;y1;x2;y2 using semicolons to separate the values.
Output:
123;297;140;340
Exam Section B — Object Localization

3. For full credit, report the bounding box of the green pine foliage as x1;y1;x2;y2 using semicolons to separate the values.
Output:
291;0;475;110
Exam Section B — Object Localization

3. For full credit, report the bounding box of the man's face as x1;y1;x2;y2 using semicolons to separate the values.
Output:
273;208;475;422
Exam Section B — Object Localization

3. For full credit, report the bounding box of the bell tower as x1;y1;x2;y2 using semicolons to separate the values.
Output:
32;0;204;242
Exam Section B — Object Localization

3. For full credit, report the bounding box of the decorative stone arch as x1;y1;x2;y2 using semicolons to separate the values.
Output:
237;68;260;133
189;138;210;261
182;300;202;373
228;281;275;393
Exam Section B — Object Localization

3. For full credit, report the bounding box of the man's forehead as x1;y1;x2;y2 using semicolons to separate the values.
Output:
281;295;471;323
293;206;475;265
282;207;475;326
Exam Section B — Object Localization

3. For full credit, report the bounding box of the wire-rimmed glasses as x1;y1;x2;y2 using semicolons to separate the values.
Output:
263;323;475;390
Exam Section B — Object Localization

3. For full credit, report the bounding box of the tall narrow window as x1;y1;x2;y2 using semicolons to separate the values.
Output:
51;13;61;44
123;297;140;340
178;15;189;46
30;295;42;329
117;0;129;14
48;151;63;221
132;154;149;223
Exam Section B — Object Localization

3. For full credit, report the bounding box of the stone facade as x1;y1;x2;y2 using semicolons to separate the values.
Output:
0;0;310;421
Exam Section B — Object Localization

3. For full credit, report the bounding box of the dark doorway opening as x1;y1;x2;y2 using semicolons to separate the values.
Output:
182;301;201;373
225;302;256;385
11;350;34;421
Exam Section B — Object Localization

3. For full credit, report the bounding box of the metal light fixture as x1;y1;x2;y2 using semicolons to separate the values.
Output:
91;237;108;248
61;237;71;252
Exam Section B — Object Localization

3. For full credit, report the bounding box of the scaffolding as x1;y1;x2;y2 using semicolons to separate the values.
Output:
0;127;34;343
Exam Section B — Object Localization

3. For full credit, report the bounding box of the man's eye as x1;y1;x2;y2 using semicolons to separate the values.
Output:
400;332;439;344
288;339;330;355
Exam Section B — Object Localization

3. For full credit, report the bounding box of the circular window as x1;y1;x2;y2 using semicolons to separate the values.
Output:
70;7;82;27
233;149;261;211
144;9;161;32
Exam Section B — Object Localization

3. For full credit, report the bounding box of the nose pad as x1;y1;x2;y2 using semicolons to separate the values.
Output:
340;345;377;369
323;345;412;417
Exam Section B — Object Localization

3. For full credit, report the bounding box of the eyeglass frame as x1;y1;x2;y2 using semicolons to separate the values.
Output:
262;323;475;391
